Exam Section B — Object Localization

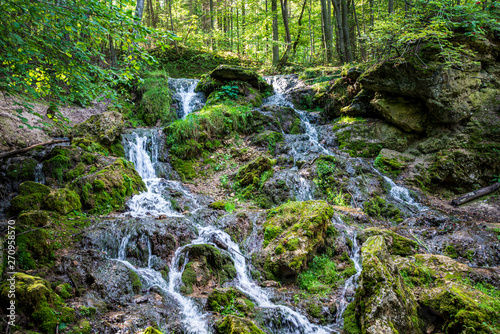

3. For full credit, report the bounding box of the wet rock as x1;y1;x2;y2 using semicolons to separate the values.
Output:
348;235;421;334
261;105;303;134
257;200;335;280
340;89;378;118
207;287;255;316
371;93;427;132
361;228;419;256
216;315;265;334
71;158;146;215
10;181;51;214
44;187;82;214
235;157;274;188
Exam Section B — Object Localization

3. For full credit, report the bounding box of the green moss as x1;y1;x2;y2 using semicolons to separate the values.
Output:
143;327;163;334
217;315;265;334
69;319;92;334
250;131;284;154
129;270;142;294
45;188;82;215
298;254;341;294
207;288;254;316
137;70;175;126
55;283;72;299
17;228;55;269
363;196;402;222
343;302;362;334
171;156;197;181
236;157;274;188
65;162;86;181
10;181;51;214
290;118;302;135
181;262;197;294
6;157;37;182
443;244;458;259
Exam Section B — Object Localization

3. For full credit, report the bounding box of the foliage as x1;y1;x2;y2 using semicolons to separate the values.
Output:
212;85;239;101
298;254;340;293
0;0;175;111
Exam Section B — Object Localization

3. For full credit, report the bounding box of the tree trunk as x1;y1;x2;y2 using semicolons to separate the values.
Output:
341;0;352;62
272;0;279;65
292;0;308;56
388;0;394;14
320;0;334;63
332;0;345;63
167;0;178;53
450;183;500;206
0;139;71;160
352;0;365;60
277;0;292;67
136;0;145;21
210;0;215;50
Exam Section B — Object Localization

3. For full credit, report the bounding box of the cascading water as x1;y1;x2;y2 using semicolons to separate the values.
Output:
333;219;362;325
123;130;181;218
169;78;206;119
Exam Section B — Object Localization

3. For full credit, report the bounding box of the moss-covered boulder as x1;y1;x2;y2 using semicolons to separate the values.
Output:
45;188;82;215
370;93;427;133
207;288;255;316
72;111;124;146
236;157;274;188
250;131;285;154
72;158;146;215
347;235;421;334
258;200;335;280
362;196;402;222
10;181;51;214
217;315;265;334
137;71;176;126
0;273;75;333
180;244;236;295
362;228;418;256
18;210;58;227
374;149;414;176
196;65;272;95
260;105;303;134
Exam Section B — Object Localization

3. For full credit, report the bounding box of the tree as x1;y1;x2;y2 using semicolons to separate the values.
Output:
272;0;280;64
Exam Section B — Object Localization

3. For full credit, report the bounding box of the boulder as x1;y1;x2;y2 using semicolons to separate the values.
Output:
72;111;124;146
261;105;303;134
348;235;421;334
196;65;272;95
235;157;274;188
44;188;82;214
207;288;255;316
10;181;51;214
217;315;265;334
370;93;427;132
258;200;335;280
71;158;146;215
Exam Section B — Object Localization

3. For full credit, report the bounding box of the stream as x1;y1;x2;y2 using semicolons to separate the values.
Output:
109;74;427;333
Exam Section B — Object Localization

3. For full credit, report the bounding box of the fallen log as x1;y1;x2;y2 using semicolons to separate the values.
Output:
450;183;500;206
0;139;70;159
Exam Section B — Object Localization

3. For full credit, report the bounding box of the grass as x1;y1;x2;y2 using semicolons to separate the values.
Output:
298;254;341;294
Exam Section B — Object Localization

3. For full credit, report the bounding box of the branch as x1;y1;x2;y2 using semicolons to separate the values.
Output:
0;139;70;160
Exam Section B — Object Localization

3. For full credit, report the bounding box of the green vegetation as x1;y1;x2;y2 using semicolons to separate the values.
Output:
314;156;352;206
363;196;402;222
136;71;175;126
298;255;341;293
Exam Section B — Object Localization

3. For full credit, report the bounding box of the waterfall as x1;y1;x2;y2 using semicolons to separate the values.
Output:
34;162;45;184
123;130;181;218
169;78;206;119
333;219;362;325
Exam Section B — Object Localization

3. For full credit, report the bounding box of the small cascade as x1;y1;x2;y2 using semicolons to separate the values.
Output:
380;174;427;212
333;219;362;325
195;226;335;334
34;162;45;184
296;175;314;201
123;130;181;218
114;234;209;334
169;78;206;119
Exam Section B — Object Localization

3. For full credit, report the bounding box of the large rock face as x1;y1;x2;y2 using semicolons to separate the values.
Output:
359;61;500;124
370;93;427;132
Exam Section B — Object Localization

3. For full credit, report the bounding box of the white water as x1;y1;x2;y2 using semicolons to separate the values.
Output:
334;221;362;325
124;132;182;218
34;162;45;184
114;234;210;334
169;78;206;119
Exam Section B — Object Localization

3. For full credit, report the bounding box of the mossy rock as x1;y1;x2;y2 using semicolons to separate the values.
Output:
10;181;51;214
217;315;265;334
207;288;255;316
371;93;427;133
362;196;402;222
349;235;422;334
6;157;37;182
209;201;226;210
236;157;274;187
196;65;272;95
374;149;414;176
180;244;236;294
363;227;418;256
17;227;55;269
258;200;335;280
72;111;124;146
143;327;163;334
250;131;284;154
18;210;57;227
72;158;146;215
45;188;82;215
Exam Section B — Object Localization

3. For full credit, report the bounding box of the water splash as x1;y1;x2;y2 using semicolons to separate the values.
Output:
169;78;206;119
34;162;45;184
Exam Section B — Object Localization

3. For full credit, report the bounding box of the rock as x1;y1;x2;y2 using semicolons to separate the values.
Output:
180;244;236;295
137;71;175;126
143;327;163;334
260;105;303;134
217;315;265;334
72;111;124;146
10;181;51;214
359;60;497;124
348;236;421;334
44;188;82;214
340;89;377;117
334;119;418;157
370;93;427;132
362;228;419;256
71;158;146;215
257;200;335;280
196;65;272;95
207;288;255;316
261;280;280;288
235;157;274;187
374;149;414;176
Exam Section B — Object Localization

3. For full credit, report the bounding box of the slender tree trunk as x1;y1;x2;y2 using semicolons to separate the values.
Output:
167;0;178;53
241;0;246;54
352;0;365;60
320;0;334;62
292;0;307;56
308;0;313;62
332;0;345;62
136;0;145;21
341;0;352;62
388;0;394;14
369;0;374;27
277;0;292;67
272;0;279;64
